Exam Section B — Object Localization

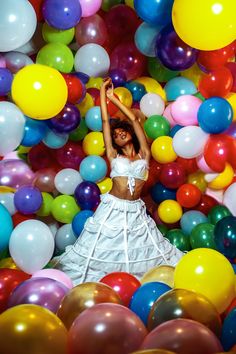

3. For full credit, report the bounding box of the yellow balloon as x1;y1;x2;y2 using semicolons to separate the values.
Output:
172;0;236;50
97;177;113;194
125;0;134;8
208;163;234;190
0;186;16;193
11;64;68;120
226;92;236;121
76;93;94;117
136;77;166;101
151;136;177;163
181;63;203;87
158;200;183;224
86;77;103;89
82;132;105;156
141;265;175;287
174;248;235;313
0;257;18;269
114;87;133;108
188;171;208;193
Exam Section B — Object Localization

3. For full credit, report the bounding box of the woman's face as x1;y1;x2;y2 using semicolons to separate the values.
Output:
113;128;132;147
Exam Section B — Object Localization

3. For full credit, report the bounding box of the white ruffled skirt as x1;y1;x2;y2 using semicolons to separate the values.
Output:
54;193;184;285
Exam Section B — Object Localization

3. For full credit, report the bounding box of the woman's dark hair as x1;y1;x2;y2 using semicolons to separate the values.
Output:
110;119;140;155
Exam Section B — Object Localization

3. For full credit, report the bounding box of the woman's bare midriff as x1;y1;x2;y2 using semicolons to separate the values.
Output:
109;176;145;200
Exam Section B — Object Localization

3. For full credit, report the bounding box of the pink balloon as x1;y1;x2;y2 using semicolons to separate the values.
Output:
196;154;214;173
0;54;6;68
75;14;108;46
163;104;176;127
32;269;73;289
171;95;202;126
79;0;102;17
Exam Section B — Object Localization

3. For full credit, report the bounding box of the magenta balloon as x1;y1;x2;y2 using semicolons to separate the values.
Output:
55;142;85;169
32;269;73;289
141;319;223;354
0;159;34;189
75;14;108;46
68;303;147;354
159;162;186;189
8;277;69;313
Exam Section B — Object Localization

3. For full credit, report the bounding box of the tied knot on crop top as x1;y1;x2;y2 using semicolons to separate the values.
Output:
110;154;149;195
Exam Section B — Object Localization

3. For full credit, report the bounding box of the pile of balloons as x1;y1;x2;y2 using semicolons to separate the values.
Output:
0;0;236;352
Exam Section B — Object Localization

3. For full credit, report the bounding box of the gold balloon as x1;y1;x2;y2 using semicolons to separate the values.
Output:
0;257;18;269
131;350;176;354
141;265;175;288
57;282;122;329
0;304;68;354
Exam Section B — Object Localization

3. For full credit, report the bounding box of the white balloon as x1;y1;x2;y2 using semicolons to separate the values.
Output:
0;193;16;215
0;0;37;52
223;182;236;216
55;168;83;195
0;102;25;156
74;44;110;77
9;220;55;274
4;51;33;74
55;224;77;252
172;126;209;158
140;93;165;117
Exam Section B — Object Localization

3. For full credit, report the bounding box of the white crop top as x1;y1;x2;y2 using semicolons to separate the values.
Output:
110;154;149;195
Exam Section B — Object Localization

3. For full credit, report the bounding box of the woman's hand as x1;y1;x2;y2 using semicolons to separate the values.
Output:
101;78;112;92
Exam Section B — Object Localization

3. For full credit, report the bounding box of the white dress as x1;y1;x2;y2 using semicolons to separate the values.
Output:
54;156;184;285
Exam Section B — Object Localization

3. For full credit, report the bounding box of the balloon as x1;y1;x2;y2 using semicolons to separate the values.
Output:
208;205;232;225
134;0;174;26
51;195;80;223
75;14;107;46
125;81;146;102
49;104;81;133
144;116;170;139
199;67;233;98
14;186;43;215
0;204;13;252
148;57;179;83
33;167;57;192
164;77;197;101
72;209;94;237
159;162;186;190
109;69;127;88
4;51;33;74
197;43;236;72
180;210;208;235
174;248;235;313
171;95;202;126
148;288;222;337
42;23;75;45
135;22;161;57
151;183;176;204
181;63;202;87
172;0;236;50
0;304;68;354
32;268;73;289
100;272;141;307
62;74;85;105
214;216;236;258
97;177;113;194
55;168;82;195
141;265;175;287
82;132;105;156
57;282;122;329
35;191;53;217
223;183;236;216
79;155;107;183
221;308;236;351
79;0;102;17
194;195;218;216
68;303;147;354
207;163;234;190
190;223;216;249
226;62;236;93
131;351;176;354
11;64;68;120
151;137;177;164
36;43;74;73
0;68;13;96
0;193;16;215
74;181;100;210
158;200;183;224
176;184;201;208
55;224;77;251
136;77;166;101
166;229;191;251
21;118;47;147
173;126;209;158
140;93;165;117
85;106;102;131
0;159;34;190
114;87;133;108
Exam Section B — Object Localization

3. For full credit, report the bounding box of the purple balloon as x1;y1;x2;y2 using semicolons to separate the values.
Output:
0;68;13;96
42;0;82;30
49;104;81;133
155;24;198;71
0;159;35;189
72;71;90;84
225;121;236;139
74;181;100;210
109;69;127;88
14;185;43;214
8;277;69;313
56;142;85;169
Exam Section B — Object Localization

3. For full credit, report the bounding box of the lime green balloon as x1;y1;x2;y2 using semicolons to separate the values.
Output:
42;23;75;45
208;205;232;225
51;195;80;223
148;57;179;82
36;43;74;73
158;224;169;236
144;115;170;139
102;0;123;11
37;192;54;217
69;118;89;141
190;223;216;249
166;229;191;251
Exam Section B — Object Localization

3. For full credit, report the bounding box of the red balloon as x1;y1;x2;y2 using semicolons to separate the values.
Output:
28;0;44;21
12;212;36;227
28;143;58;171
199;67;233;98
75;14;108;47
141;159;162;196
159;162;186;190
194;195;218;215
176;184;201;208
226;62;236;93
0;269;30;313
197;42;235;71
95;94;119;116
176;157;198;175
62;74;84;105
100;272;141;307
87;88;100;103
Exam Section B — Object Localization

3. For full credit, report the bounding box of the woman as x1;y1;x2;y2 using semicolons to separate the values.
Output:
54;78;184;285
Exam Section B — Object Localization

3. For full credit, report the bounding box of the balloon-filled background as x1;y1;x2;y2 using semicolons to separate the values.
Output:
0;0;236;353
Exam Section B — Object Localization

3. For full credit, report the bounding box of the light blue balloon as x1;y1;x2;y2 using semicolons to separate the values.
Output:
79;155;107;183
0;204;13;252
164;77;197;101
43;128;68;149
21;117;47;146
85;106;102;131
134;22;161;57
55;224;77;252
180;210;208;236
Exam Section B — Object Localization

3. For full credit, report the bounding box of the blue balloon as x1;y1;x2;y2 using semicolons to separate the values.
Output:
129;282;171;325
72;71;90;84
0;204;13;252
169;124;183;137
72;209;94;237
134;22;161;57
43;128;68;149
85;106;102;132
180;210;208;235
21;117;47;147
74;181;100;210
221;308;236;351
151;182;176;203
197;97;233;134
164;77;197;101
0;68;13;96
79;155;107;183
134;0;174;26
125;81;146;102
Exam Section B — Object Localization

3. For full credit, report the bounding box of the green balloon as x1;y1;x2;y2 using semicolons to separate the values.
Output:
36;43;74;73
208;205;232;225
148;57;179;82
0;248;10;260
144;115;170;139
166;229;191;252
37;192;54;217
194;92;205;101
158;224;169;236
42;23;75;45
102;0;123;11
190;223;216;249
69;118;89;141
